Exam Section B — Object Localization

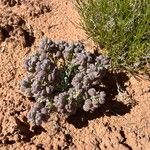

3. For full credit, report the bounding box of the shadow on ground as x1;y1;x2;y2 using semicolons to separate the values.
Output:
15;117;46;143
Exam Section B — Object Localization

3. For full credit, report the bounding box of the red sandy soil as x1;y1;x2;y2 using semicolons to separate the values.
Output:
0;0;150;150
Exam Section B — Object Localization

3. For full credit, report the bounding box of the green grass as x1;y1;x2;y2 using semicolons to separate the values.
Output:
75;0;150;73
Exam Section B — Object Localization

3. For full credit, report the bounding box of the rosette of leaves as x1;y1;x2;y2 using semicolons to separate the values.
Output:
20;37;110;125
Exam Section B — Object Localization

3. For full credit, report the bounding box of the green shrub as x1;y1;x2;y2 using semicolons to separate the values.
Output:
76;0;150;73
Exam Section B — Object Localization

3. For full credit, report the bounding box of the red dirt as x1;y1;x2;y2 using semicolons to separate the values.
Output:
0;0;150;150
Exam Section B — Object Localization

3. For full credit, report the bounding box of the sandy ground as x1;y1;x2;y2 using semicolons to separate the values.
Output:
0;0;150;150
